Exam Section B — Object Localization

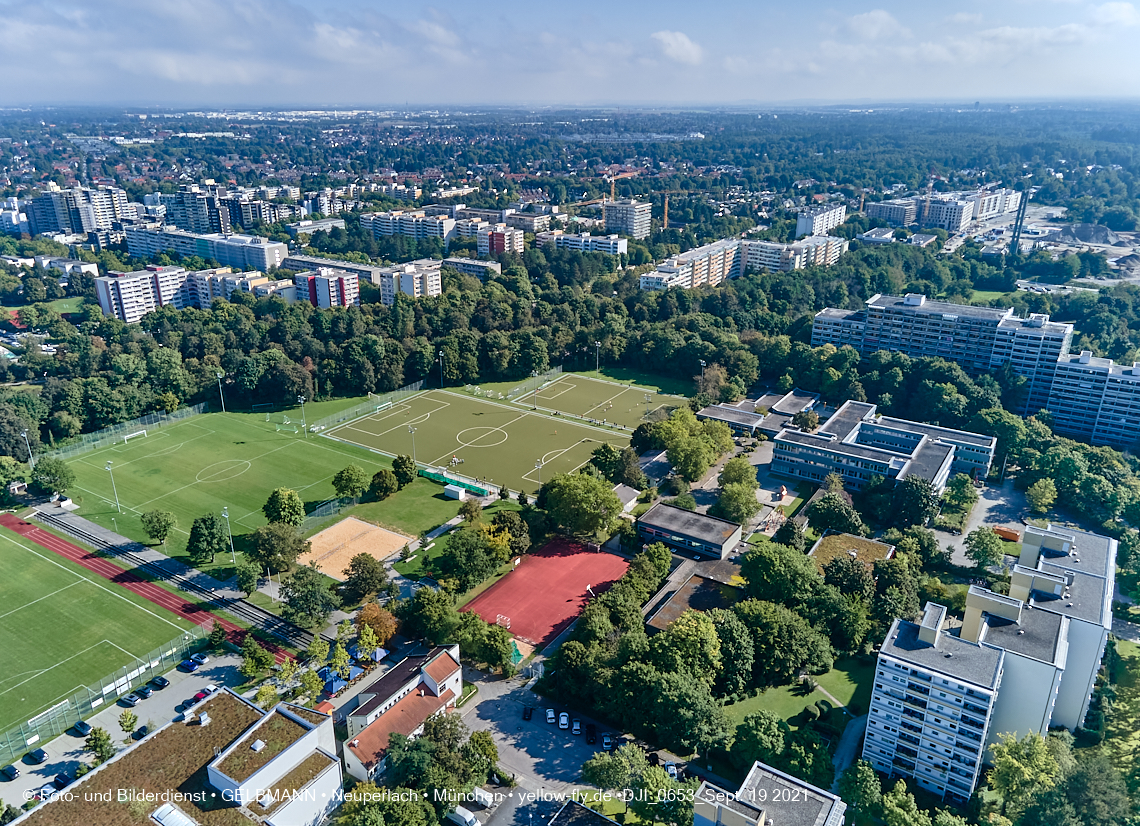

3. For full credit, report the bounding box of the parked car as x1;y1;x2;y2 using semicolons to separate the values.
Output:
203;684;220;695
72;720;92;737
192;690;210;703
558;712;569;730
571;719;582;736
121;693;141;707
664;763;678;780
190;653;210;666
522;706;533;721
150;676;170;690
27;748;48;765
53;774;71;790
586;724;596;744
0;765;19;781
179;659;199;673
135;685;153;699
35;784;57;801
546;709;556;724
601;733;613;751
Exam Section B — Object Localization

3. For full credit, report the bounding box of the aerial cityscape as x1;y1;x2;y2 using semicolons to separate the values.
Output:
0;3;1138;826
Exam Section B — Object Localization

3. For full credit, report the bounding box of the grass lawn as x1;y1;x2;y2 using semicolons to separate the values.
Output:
783;482;814;519
2;296;86;317
968;290;1015;304
0;527;195;731
1093;639;1140;779
63;410;402;573
308;478;464;540
391;500;522;581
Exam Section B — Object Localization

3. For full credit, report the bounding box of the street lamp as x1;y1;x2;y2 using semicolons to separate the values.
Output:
215;371;227;414
438;350;445;388
699;359;707;393
408;426;417;464
105;461;120;513
297;395;307;436
21;430;34;471
594;341;601;373
221;506;237;567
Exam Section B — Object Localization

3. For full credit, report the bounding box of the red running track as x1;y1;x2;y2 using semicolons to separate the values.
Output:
0;514;292;663
462;537;629;647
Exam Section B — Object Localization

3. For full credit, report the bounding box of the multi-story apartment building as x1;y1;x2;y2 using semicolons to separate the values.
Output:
359;209;457;245
505;212;552;232
535;230;628;255
921;197;975;232
286;217;346;236
744;235;848;271
163;184;232;234
281;254;388;285
94;266;190;323
442;257;502;279
795;203;847;237
640;235;849;291
866;523;1114;802
293;267;360;308
124;226;288;271
477;223;525;256
27;185;131;235
456;218;490;238
812;294;1073;414
1043;351;1140;448
866;198;918;227
372;259;444;305
604;198;652;239
771;399;996;492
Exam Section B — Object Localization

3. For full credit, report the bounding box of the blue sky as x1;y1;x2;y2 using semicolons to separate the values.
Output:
1;0;1138;106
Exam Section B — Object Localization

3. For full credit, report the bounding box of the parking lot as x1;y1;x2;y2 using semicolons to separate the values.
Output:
0;653;244;806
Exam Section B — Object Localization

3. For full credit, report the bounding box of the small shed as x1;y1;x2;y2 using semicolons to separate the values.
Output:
444;484;467;501
7;480;26;496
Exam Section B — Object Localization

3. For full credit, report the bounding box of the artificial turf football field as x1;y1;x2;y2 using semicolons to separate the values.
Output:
326;388;631;495
0;526;194;730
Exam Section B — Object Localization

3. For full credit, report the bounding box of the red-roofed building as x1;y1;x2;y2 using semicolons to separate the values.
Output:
343;644;461;781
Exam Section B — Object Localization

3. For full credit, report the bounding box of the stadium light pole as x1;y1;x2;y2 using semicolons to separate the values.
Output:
438;350;445;388
297;395;307;436
594;341;601;373
105;461;121;513
221;506;237;568
531;371;539;410
21;430;34;471
699;359;707;393
408;426;417;464
215;371;226;414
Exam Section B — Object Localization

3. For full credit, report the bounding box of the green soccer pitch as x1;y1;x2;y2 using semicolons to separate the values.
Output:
65;412;393;561
0;530;194;731
326;389;630;494
507;373;678;429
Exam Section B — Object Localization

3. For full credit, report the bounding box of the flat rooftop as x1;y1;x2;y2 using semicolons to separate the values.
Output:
736;761;847;826
899;439;954;483
880;619;1003;690
878;416;998;449
646;573;742;632
980;606;1066;665
819;400;875;440
808;532;894;573
639;503;742;545
866;293;1012;320
697;404;765;427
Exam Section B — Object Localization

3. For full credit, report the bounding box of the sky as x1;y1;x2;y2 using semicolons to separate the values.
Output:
1;0;1139;107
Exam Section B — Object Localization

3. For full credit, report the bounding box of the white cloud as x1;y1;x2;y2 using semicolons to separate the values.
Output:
651;30;703;65
1092;2;1140;25
978;22;1090;47
946;12;983;24
847;9;911;40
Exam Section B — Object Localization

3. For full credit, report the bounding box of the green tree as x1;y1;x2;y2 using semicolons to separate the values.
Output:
720;456;758;489
207;620;229;652
668;436;716;482
544;472;623;539
591;442;624;481
806;491;866;535
254;684;279;709
236;559;260;596
370;469;399;500
582;743;650;790
249;522;310;573
773;518;806;552
342;552;388;600
332;464;369;501
673;492;697;510
711;482;761;523
300;669;323;703
356;623;380;660
792;410;820;431
30;457;75;494
85;727;116;764
989;732;1060;815
187;512;229;564
944;473;978;510
740;540;819;606
733;710;787;768
140;510;177;546
823;554;875;602
118;709;138;742
330;642;352;679
458;498;483;522
650;609;722;684
880;779;931;826
262;488;306;526
838;760;882;821
707;607;754;698
277;658;298;689
491;509;531;555
965;527;1004;571
1027;478;1057;514
240;634;275;678
630;765;696;826
281;564;340;629
403;586;460;644
392;454;417;488
734;599;833;686
892;476;938;528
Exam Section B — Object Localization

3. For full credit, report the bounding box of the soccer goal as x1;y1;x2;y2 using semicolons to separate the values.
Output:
252;402;277;414
495;614;511;630
123;430;147;444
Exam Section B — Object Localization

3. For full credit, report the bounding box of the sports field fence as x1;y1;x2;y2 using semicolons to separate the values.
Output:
505;365;562;399
300;495;351;533
43;403;210;461
0;625;206;764
308;380;424;431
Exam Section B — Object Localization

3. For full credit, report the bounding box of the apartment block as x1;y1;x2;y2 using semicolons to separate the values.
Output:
641;235;849;291
505;212;552;232
94;266;190;323
772;399;994;492
866;524;1114;802
286;217;346;236
536;230;628;255
477;223;525;256
281;254;389;284
866;199;918;227
921;198;975;233
163;184;232;234
359;209;457;245
795;203;847;237
124;226;288;271
1043;351;1140;449
371;259;444;305
293;267;360;308
604;198;652;239
811;294;1073;413
442;257;502;279
27;185;131;235
745;235;849;271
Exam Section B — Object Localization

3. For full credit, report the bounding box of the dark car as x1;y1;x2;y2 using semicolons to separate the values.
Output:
150;676;170;690
27;748;48;765
0;764;18;781
586;724;596;744
72;720;92;737
179;659;200;673
135;685;154;699
522;706;534;721
53;774;71;790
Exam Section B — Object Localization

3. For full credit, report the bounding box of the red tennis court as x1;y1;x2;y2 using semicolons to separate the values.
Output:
462;537;629;647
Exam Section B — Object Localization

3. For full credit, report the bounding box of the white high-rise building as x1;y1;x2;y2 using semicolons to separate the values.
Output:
604;199;652;239
921;198;975;232
535;231;627;255
640;235;849;291
795;203;846;237
371;259;444;305
124;226;287;271
359;209;456;245
94;266;190;323
293;268;360;308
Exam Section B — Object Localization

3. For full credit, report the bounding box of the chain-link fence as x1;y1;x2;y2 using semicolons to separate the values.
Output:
43;403;209;461
505;365;562;399
300;495;351;533
0;625;206;764
309;380;425;431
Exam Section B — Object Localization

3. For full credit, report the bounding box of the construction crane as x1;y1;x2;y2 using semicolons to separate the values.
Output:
661;190;686;230
1008;189;1031;257
608;170;638;201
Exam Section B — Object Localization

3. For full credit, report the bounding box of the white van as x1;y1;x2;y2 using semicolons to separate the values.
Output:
446;807;479;826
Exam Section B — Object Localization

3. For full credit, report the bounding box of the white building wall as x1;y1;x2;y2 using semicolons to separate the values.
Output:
266;758;341;826
984;652;1062;756
1051;619;1107;730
